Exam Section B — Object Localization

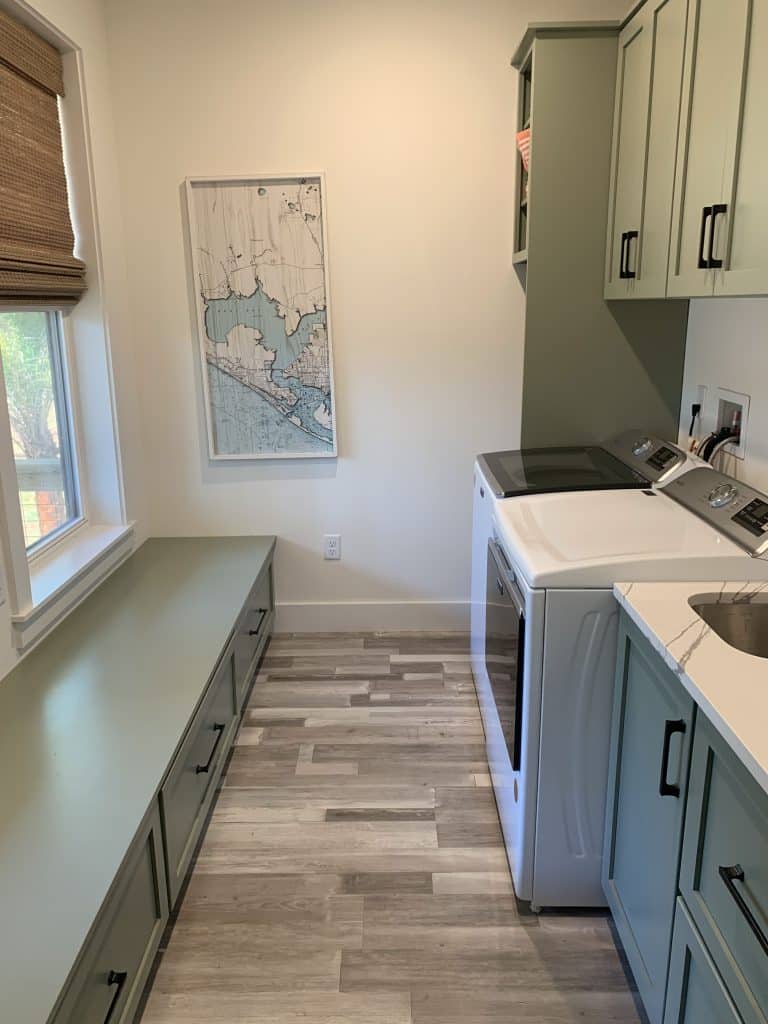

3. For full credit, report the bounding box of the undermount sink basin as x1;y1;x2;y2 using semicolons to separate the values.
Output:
690;593;768;659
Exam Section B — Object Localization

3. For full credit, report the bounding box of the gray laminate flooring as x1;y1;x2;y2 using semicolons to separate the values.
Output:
140;633;643;1023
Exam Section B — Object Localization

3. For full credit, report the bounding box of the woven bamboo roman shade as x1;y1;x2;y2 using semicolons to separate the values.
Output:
0;9;86;305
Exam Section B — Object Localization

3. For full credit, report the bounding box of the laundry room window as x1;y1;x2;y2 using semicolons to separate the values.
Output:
0;310;81;554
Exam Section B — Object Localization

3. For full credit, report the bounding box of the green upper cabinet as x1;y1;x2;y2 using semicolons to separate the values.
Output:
668;0;768;297
604;0;688;299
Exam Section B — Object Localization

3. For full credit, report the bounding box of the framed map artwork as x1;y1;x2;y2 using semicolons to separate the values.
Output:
185;174;337;459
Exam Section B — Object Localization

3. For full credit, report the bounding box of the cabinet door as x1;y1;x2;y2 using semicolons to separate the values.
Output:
668;0;750;297
679;713;768;1023
605;12;652;298
664;899;750;1024
714;2;768;296
605;0;688;299
51;804;169;1024
602;616;695;1024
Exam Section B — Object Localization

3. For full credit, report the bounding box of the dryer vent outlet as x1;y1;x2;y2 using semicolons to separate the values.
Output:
715;387;749;460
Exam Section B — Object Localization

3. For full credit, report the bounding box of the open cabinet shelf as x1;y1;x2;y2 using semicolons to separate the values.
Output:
514;50;533;257
508;21;689;449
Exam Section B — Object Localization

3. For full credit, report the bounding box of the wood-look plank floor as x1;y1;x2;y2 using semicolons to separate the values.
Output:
140;633;643;1024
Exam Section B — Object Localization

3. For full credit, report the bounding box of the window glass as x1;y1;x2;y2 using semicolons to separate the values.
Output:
0;311;80;551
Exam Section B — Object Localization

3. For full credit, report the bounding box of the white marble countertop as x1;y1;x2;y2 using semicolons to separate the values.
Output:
615;580;768;796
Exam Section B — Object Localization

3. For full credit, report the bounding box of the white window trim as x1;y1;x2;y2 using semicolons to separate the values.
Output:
0;312;134;649
12;523;134;650
0;6;134;653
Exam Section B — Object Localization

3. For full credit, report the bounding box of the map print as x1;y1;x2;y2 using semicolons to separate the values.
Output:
187;176;337;459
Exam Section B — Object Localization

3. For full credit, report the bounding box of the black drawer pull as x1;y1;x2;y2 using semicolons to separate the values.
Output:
247;608;268;637
659;718;686;797
697;206;713;269
719;864;768;957
195;722;225;774
104;970;127;1024
622;230;638;280
619;231;629;278
708;203;727;269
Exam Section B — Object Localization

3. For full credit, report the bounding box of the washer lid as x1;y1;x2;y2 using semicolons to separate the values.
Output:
493;488;759;589
477;446;648;498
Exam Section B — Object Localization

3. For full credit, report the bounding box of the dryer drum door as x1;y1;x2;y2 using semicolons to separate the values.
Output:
485;540;526;771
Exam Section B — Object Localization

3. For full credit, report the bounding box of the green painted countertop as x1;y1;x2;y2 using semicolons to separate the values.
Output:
0;536;275;1024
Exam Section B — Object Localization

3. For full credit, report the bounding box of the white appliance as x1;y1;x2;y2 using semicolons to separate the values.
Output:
472;466;768;911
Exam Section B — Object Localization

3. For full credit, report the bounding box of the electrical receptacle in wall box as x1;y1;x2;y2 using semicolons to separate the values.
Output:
716;387;749;460
324;534;341;560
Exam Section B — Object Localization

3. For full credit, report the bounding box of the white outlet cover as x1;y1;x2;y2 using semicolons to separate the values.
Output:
324;534;341;560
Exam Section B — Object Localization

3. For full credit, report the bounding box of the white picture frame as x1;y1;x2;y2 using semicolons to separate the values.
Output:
185;173;338;460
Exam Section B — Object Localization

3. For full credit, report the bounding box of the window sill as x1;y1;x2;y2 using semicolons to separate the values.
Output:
12;523;135;650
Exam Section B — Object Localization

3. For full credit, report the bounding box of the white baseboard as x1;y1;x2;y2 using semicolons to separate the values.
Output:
274;600;470;633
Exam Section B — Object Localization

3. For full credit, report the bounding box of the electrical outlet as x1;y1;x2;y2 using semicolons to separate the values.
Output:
324;534;341;560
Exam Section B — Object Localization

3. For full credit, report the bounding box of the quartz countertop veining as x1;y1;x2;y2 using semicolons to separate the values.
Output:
615;579;768;796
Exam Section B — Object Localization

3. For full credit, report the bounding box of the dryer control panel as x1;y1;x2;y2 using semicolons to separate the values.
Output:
666;468;768;556
606;430;694;484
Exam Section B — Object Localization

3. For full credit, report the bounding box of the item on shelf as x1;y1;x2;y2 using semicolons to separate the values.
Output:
516;128;531;172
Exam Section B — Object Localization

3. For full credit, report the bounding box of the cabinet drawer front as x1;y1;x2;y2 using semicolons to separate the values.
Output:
664;899;750;1024
680;714;768;1022
234;564;273;709
53;805;168;1024
161;652;236;904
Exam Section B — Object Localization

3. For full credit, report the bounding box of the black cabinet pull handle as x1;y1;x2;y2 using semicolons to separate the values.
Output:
104;970;128;1024
195;722;225;774
619;231;628;279
248;608;268;637
624;230;638;279
659;718;686;797
719;864;768;957
708;203;728;269
697;206;713;269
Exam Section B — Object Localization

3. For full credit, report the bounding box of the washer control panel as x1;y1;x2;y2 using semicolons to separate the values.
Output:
667;468;768;555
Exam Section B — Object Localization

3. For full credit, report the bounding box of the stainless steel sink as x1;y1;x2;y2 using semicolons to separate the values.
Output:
690;594;768;659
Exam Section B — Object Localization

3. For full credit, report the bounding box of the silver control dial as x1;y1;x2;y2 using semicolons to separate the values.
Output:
632;437;654;457
708;483;739;509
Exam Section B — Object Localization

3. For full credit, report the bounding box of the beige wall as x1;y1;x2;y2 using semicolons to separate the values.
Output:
104;0;631;630
679;298;768;491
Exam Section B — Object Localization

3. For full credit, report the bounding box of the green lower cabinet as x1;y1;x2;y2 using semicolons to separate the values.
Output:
679;714;768;1024
51;804;169;1024
603;615;695;1024
664;900;748;1024
161;648;238;906
605;612;768;1024
233;563;274;711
